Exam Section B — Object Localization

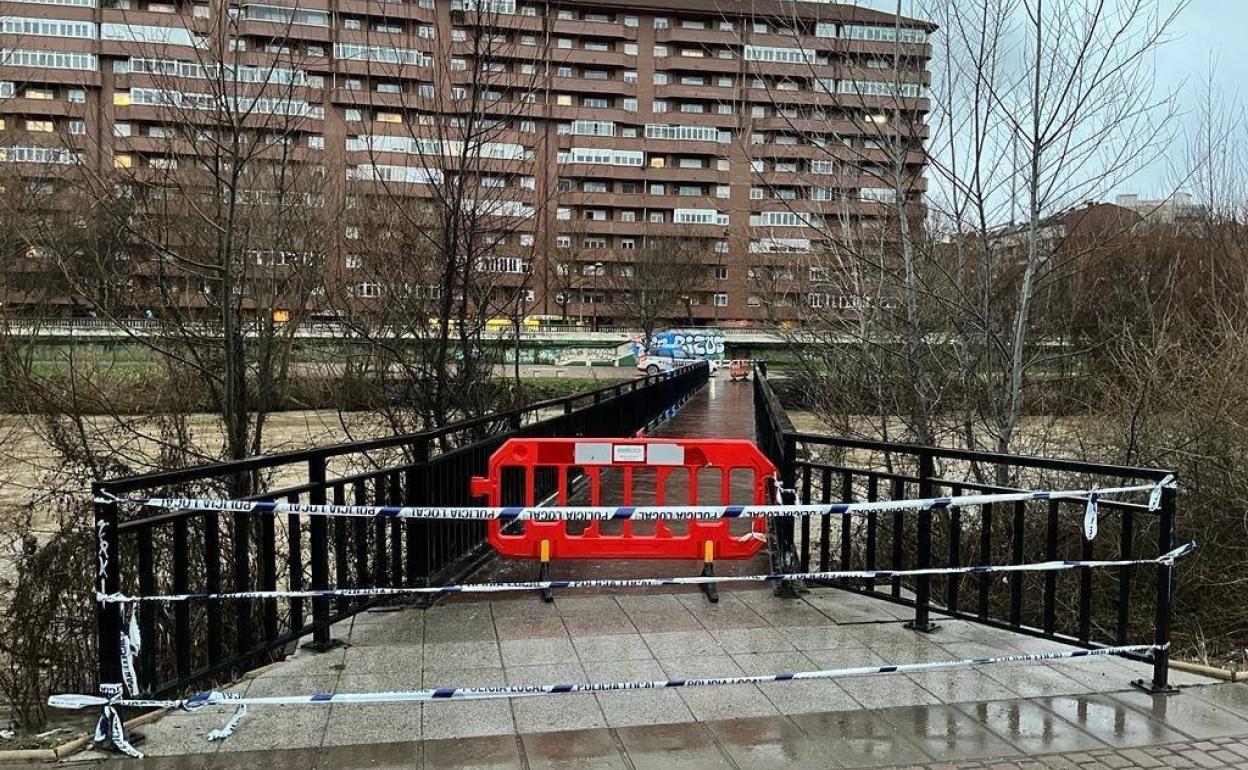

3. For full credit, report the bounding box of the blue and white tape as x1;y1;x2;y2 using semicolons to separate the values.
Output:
51;643;1162;715
93;541;1196;605
96;475;1173;523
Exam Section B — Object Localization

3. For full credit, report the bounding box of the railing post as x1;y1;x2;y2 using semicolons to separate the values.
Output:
304;454;341;651
1135;479;1177;694
774;434;802;598
93;484;122;691
907;450;938;632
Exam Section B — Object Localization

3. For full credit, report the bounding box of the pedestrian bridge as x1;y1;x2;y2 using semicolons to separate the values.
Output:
76;365;1246;768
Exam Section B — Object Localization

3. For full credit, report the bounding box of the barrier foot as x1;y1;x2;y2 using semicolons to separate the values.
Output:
538;562;554;604
1131;678;1179;695
700;562;719;604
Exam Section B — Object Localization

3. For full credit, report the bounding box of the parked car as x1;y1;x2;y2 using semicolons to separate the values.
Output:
638;347;721;376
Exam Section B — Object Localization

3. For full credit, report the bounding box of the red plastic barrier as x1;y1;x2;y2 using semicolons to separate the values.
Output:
470;438;773;561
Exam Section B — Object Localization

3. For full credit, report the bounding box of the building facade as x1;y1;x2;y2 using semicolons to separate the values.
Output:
0;0;932;325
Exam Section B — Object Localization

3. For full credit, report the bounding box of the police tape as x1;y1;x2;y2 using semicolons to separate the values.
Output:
94;541;1195;605
94;474;1173;523
50;642;1163;715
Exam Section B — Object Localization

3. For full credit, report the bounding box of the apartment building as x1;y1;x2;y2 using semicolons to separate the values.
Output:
0;0;932;324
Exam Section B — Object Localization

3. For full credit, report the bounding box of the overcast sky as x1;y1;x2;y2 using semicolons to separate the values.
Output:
850;0;1246;201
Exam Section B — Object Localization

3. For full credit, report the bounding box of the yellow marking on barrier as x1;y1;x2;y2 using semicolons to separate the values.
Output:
541;540;551;563
704;541;714;563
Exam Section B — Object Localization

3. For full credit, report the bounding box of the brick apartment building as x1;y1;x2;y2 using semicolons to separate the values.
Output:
0;0;932;325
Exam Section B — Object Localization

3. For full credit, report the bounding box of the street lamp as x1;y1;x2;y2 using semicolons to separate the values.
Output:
591;262;604;331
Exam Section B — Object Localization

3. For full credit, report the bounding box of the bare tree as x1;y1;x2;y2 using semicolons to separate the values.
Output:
609;237;709;346
326;0;562;432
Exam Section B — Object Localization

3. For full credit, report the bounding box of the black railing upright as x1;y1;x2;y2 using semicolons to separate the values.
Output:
752;362;1178;692
95;364;709;698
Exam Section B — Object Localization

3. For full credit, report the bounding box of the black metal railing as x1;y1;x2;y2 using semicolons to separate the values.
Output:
752;362;1178;692
95;364;709;697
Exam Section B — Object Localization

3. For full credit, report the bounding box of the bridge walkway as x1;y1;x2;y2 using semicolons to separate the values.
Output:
91;375;1242;769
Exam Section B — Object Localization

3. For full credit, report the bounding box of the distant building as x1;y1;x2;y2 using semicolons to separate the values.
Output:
1115;193;1206;228
0;0;935;325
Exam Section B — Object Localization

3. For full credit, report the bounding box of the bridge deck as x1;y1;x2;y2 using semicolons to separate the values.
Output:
101;377;1245;768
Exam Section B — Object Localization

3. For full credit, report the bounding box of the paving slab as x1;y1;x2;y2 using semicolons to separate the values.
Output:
954;699;1110;754
593;658;695;728
793;708;935;768
521;728;629;770
880;703;1023;761
614;722;734;770
705;714;840;769
1108;688;1248;740
1034;693;1191;748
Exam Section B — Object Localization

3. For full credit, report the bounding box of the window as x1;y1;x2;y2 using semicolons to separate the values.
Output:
114;153;133;169
715;185;730;199
674;208;727;225
713;293;728;307
624;15;638;26
653;73;668;85
67;88;86;103
557;38;572;48
345;109;362;121
713;265;728;280
679;103;703;114
556;94;573;106
583;97;609;109
68;119;85;134
376;112;402;124
649;183;665;195
679;75;704;86
419;24;435;38
345;254;361;268
557;235;571;247
583;237;606;249
24;88;53;100
653;45;667;57
652;100;668;113
344;79;362;91
649;212;664;223
3;49;95;71
717;159;730;171
842;24;926;44
113;122;132;137
25;119;53;133
816;22;836;38
620;211;636;222
751;106;766;118
623;98;638;112
1;18;94;39
624;70;638;84
520;234;534;247
343;17;360;29
744;45;816;65
625;43;638;55
718;76;733;87
750;187;764;200
654;17;668;29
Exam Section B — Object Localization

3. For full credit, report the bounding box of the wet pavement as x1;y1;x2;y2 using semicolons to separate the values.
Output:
64;376;1247;768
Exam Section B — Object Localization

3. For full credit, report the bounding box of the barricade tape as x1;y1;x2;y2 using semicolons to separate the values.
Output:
50;642;1164;755
93;541;1195;605
94;474;1173;523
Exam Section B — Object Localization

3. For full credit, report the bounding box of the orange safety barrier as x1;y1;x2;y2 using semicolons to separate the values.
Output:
728;360;750;381
470;438;775;601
